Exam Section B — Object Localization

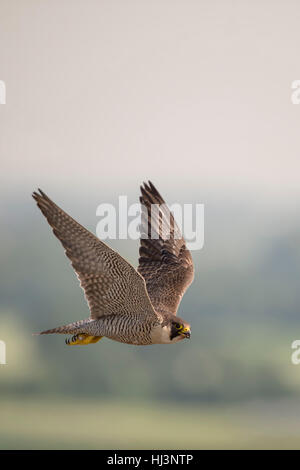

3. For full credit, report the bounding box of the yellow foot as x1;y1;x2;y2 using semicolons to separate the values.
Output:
65;334;103;346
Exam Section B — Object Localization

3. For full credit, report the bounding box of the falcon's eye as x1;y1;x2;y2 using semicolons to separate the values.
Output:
174;323;182;330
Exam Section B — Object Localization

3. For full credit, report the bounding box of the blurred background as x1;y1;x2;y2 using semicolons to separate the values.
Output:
1;0;300;449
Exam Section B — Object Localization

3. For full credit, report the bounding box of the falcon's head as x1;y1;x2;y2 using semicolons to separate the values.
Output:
151;316;191;344
170;318;191;342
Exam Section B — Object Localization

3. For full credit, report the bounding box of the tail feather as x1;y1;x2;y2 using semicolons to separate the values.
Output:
34;319;88;335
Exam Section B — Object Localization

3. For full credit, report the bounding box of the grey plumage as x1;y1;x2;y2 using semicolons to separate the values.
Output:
138;182;194;316
32;182;193;346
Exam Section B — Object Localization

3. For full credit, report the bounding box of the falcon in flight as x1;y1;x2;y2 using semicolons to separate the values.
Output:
33;182;194;346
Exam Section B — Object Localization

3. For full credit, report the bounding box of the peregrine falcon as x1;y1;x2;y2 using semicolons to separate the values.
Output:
32;182;194;346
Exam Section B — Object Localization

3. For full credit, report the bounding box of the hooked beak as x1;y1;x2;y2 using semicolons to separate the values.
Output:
180;327;191;339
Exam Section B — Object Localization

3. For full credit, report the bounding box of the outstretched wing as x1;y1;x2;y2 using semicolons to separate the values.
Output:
33;189;159;321
138;181;194;316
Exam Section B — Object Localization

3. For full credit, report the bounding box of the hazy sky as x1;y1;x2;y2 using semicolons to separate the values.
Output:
1;0;300;204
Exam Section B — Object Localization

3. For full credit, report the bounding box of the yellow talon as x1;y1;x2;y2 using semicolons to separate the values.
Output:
66;334;103;346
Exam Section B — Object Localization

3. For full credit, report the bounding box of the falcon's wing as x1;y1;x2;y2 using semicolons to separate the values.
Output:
33;190;158;321
138;181;194;316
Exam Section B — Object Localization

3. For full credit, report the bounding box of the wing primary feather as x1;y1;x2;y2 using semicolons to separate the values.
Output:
33;189;159;322
138;181;194;316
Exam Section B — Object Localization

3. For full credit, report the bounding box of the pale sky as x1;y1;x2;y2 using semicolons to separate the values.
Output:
0;0;300;204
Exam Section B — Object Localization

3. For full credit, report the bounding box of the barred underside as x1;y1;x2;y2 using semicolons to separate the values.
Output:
38;315;158;345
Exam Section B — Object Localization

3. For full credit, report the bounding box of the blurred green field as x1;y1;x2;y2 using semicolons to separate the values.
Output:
1;397;300;449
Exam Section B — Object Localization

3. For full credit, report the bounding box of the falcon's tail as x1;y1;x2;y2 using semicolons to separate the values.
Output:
33;319;88;335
